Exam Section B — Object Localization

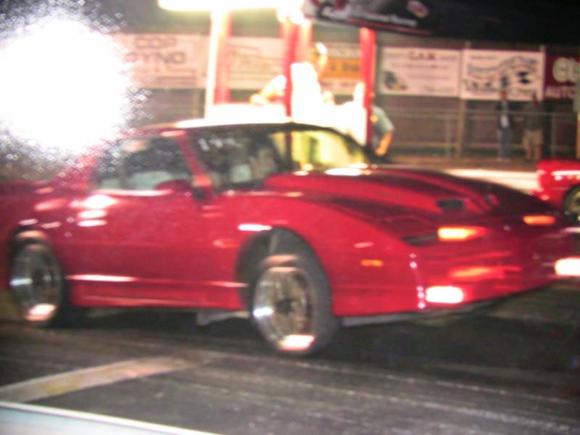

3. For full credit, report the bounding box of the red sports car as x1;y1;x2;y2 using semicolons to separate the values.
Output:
534;159;580;220
0;120;577;354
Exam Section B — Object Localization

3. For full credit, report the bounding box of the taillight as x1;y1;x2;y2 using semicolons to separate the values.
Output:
437;226;487;242
523;215;556;226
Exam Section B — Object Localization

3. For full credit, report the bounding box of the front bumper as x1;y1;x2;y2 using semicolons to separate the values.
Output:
417;228;576;309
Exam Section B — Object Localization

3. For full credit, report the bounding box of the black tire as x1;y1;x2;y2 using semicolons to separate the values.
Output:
563;186;580;222
249;231;339;355
9;242;84;327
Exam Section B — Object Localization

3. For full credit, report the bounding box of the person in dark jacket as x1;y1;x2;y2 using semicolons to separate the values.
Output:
522;92;544;161
495;89;515;160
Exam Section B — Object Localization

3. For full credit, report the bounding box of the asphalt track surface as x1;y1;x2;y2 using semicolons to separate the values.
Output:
0;283;579;435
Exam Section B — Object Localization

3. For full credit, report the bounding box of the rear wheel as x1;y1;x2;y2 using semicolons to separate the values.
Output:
250;233;339;355
563;186;580;221
10;242;82;327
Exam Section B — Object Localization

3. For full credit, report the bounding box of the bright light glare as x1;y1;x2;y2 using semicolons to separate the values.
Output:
25;304;56;322
67;274;137;283
437;226;487;242
0;18;133;154
253;306;274;319
238;223;273;232
80;194;118;210
325;167;364;177
279;334;314;352
78;210;107;220
159;0;304;12
425;286;465;304
552;170;580;178
554;258;580;277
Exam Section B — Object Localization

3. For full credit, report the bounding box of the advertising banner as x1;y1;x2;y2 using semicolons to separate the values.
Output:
226;37;283;90
544;54;579;101
302;0;434;37
320;42;360;96
226;38;359;95
114;34;208;89
460;50;544;101
301;0;579;45
379;47;461;97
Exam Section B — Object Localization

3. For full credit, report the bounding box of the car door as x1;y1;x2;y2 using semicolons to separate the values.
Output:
64;134;213;304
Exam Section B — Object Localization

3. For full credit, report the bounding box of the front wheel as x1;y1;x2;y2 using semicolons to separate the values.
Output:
251;237;339;355
10;242;82;327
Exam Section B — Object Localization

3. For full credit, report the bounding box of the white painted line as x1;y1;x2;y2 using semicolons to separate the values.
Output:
0;401;219;434
0;357;191;403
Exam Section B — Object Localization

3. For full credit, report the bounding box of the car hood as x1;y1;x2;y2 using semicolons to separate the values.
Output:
264;166;550;217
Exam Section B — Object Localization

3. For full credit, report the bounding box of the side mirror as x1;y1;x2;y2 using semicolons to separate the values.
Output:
155;179;192;194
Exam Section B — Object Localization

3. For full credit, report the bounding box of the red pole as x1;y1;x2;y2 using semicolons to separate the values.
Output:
360;27;377;145
298;19;313;64
281;20;300;118
214;11;232;104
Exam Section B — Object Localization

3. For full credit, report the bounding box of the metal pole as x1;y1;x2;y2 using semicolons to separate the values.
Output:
576;47;580;159
550;112;557;157
445;113;452;158
577;113;580;159
455;41;471;157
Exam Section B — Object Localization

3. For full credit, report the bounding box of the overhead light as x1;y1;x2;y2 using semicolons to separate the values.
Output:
0;18;132;155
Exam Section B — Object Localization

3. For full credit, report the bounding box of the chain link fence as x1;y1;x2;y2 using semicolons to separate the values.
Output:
387;108;577;159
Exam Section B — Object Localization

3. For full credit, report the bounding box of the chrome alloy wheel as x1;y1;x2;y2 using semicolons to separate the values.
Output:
252;266;314;351
10;245;62;323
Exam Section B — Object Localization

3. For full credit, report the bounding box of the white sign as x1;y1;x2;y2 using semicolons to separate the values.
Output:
114;34;208;89
320;42;360;96
379;48;461;97
226;39;360;95
461;50;544;101
226;37;283;90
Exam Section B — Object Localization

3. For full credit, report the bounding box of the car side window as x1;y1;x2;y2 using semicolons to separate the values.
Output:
270;129;366;171
94;137;192;191
192;130;282;190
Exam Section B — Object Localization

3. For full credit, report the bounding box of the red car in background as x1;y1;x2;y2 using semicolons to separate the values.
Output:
0;120;577;355
535;159;580;221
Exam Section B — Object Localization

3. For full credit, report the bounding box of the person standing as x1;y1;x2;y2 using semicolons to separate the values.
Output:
369;104;395;159
495;89;515;160
522;93;544;161
250;42;332;107
341;82;395;159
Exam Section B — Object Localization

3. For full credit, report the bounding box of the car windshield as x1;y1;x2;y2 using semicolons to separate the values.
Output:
190;125;370;189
